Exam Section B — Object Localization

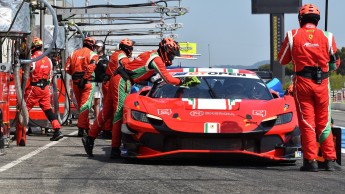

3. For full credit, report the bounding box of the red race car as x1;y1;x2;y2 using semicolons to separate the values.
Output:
121;68;301;162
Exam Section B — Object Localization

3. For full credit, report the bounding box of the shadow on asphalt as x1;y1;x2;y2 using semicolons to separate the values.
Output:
66;146;125;164
123;158;297;168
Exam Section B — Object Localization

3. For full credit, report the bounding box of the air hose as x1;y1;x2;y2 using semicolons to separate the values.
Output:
14;0;59;127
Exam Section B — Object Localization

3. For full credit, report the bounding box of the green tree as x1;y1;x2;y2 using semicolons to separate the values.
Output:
329;72;345;90
258;64;270;71
285;63;294;76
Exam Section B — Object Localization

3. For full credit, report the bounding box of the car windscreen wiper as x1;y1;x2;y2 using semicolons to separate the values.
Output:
203;78;217;98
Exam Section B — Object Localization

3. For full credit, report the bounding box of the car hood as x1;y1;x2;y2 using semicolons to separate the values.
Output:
135;96;294;133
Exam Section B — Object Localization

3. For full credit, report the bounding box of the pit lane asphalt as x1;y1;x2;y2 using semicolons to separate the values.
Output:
1;112;345;193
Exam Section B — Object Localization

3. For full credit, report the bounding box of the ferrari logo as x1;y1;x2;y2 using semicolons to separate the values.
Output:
308;34;313;40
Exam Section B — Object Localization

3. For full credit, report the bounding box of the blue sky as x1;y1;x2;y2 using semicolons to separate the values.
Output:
70;0;345;67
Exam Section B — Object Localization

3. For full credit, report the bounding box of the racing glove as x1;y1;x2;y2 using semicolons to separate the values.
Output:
78;78;87;89
150;74;162;84
179;76;201;87
103;74;110;83
328;52;339;72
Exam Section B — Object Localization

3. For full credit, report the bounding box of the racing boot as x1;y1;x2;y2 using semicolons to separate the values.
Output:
78;128;86;137
325;160;342;171
82;136;94;157
100;130;112;139
110;147;121;159
50;129;63;141
300;159;318;172
85;128;90;135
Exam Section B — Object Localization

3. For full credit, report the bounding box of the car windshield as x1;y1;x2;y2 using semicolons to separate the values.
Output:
149;76;273;100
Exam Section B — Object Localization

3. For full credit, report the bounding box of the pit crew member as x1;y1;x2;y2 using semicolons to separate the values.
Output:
65;37;98;137
278;4;340;172
25;37;63;141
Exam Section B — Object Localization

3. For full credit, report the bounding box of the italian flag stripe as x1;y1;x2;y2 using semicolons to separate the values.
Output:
204;123;220;133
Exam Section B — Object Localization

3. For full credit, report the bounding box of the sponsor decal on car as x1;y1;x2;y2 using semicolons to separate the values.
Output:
295;151;302;158
183;98;241;110
157;109;172;115
204;112;235;116
204;122;220;133
173;71;258;78
252;110;266;117
190;110;204;117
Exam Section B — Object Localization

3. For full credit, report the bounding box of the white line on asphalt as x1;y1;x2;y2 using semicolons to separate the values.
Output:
0;131;78;173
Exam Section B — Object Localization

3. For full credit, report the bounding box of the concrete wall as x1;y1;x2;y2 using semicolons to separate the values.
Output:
332;102;345;111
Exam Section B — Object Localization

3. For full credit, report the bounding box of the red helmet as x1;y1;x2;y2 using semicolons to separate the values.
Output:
158;38;180;66
83;37;96;49
299;4;320;16
298;4;320;24
119;38;135;57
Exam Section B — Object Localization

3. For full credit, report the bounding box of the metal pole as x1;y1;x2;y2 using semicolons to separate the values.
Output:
40;3;45;47
325;0;328;31
208;44;211;68
7;39;11;63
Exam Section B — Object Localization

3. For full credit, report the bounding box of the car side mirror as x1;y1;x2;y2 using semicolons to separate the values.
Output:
271;90;280;99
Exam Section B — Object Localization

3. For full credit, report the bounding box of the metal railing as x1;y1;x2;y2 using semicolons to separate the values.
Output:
331;89;345;103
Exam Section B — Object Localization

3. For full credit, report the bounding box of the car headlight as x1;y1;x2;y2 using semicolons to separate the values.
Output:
131;110;149;123
260;112;293;129
275;112;292;125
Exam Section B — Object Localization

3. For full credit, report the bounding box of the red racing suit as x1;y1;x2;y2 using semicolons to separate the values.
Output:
101;79;112;131
24;50;60;129
112;51;180;148
65;47;98;130
278;23;340;161
89;51;181;148
89;50;129;147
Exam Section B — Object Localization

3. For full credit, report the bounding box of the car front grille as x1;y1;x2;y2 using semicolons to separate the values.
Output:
139;133;282;153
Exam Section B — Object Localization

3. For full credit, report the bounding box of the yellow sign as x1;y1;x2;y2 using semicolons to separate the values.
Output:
273;16;278;61
179;42;197;55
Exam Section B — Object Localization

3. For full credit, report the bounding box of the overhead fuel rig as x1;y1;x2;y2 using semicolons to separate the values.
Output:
0;0;188;153
53;0;188;57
